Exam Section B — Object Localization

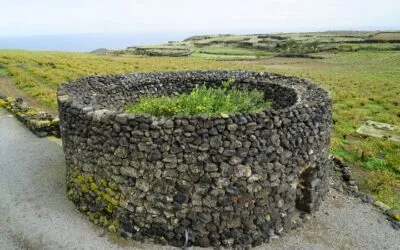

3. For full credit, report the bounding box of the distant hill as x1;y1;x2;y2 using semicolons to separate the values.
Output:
106;31;400;59
89;48;109;54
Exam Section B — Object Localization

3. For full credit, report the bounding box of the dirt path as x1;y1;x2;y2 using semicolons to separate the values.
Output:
0;108;399;250
0;76;57;115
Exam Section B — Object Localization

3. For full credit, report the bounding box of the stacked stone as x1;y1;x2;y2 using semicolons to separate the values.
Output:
0;96;60;138
57;71;332;248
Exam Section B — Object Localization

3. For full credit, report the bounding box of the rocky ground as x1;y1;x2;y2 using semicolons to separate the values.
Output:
0;108;399;250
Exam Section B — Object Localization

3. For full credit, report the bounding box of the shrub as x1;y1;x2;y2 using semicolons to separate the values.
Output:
125;80;271;116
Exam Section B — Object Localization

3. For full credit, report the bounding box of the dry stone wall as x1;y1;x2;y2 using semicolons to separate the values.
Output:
57;71;332;248
0;96;60;138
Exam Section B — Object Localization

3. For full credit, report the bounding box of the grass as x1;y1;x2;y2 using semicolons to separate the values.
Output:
0;50;261;109
125;81;271;116
0;49;399;209
181;31;400;55
109;31;400;59
0;68;9;76
371;32;400;41
198;46;272;57
192;52;259;61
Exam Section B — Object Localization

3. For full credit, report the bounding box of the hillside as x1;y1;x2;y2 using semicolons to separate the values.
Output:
107;31;400;59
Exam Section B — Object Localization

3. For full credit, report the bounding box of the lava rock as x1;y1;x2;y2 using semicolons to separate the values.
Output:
58;70;332;248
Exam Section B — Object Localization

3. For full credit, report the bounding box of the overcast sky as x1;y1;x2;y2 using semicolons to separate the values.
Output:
1;0;399;36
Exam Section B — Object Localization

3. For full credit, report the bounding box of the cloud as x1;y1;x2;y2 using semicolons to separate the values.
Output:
0;0;399;36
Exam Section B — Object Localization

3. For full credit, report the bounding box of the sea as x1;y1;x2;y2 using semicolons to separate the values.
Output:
0;32;200;52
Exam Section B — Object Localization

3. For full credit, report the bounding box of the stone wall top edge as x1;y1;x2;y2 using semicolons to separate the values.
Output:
68;101;329;126
58;70;331;121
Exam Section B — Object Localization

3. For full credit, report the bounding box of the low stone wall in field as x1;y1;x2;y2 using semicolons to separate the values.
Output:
57;71;332;248
0;96;60;138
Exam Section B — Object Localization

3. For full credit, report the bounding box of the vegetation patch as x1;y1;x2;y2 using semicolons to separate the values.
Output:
370;32;400;41
360;170;400;209
126;44;193;57
0;50;253;109
0;68;9;76
125;80;271;116
198;46;271;57
109;31;400;57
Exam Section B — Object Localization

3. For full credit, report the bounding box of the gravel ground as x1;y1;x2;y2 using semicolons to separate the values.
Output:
0;108;399;250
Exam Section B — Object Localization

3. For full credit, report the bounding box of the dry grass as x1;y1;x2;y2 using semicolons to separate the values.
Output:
372;32;400;41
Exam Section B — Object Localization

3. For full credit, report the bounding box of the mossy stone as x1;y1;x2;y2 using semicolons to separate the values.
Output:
108;224;117;233
387;208;400;221
35;120;51;127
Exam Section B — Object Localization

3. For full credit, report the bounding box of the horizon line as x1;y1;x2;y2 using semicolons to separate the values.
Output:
1;27;400;38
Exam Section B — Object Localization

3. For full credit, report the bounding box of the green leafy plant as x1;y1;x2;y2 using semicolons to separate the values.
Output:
125;80;271;116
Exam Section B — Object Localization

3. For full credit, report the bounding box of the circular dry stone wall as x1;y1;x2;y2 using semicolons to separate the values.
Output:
57;71;332;248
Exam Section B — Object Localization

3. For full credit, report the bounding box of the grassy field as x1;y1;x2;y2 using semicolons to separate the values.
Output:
196;46;272;57
0;50;258;109
94;31;400;57
0;49;399;209
108;31;400;57
371;32;400;41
